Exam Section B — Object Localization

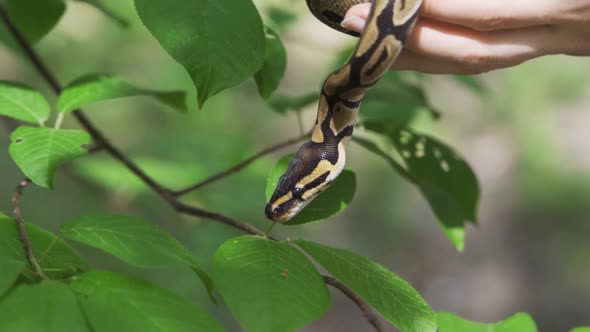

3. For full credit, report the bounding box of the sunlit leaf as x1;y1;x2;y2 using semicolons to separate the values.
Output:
437;312;538;332
296;240;436;332
0;81;50;125
9;126;91;189
365;125;480;251
213;236;330;332
60;214;215;301
0;212;89;281
0;281;90;332
134;0;265;107
254;27;287;99
266;154;356;225
571;328;590;332
57;73;188;113
71;271;226;332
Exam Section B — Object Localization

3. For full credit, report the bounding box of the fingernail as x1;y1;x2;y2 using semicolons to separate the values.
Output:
340;16;365;31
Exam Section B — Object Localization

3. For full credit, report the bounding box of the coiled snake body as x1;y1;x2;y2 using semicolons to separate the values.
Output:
266;0;422;222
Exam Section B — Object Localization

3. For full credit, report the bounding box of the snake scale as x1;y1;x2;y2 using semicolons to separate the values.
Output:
266;0;422;222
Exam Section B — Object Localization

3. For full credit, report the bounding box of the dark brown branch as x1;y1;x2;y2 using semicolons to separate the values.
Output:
323;276;384;332
173;133;308;197
0;4;264;237
1;6;379;330
172;201;268;237
11;179;48;280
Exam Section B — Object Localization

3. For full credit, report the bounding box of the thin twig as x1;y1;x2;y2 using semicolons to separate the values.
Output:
172;201;268;237
11;179;48;280
172;133;308;197
323;276;384;332
1;6;380;330
0;4;263;237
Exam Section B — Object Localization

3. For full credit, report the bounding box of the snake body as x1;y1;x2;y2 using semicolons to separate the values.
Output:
266;0;422;222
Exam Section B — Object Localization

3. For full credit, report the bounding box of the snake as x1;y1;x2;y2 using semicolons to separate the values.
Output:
265;0;422;222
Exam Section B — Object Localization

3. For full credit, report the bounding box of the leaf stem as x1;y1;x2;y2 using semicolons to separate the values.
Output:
11;178;48;280
0;4;267;240
54;112;64;129
352;136;414;183
0;6;383;330
172;132;309;197
322;276;384;332
263;222;276;237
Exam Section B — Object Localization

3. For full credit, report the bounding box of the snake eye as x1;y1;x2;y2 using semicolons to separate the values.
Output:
292;187;304;200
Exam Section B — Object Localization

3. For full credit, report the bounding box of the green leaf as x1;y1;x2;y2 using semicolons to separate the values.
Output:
0;215;89;280
213;236;330;332
71;271;226;332
296;240;436;332
60;214;215;301
0;81;51;125
365;125;480;251
362;73;439;125
571;328;590;332
1;0;65;46
436;312;538;332
58;73;188;113
266;154;356;225
0;257;24;296
9;126;91;189
60;214;197;267
268;92;317;114
134;0;265;107
73;0;129;27
353;136;411;181
0;281;90;332
254;27;287;99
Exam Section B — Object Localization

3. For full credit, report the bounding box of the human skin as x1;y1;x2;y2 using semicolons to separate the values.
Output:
341;1;590;74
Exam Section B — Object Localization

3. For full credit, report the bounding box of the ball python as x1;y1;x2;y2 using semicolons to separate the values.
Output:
266;0;422;222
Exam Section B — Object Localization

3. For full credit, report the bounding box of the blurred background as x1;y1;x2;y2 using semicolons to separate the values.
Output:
0;0;588;331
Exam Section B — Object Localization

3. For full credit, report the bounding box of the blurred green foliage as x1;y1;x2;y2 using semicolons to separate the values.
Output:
0;0;588;331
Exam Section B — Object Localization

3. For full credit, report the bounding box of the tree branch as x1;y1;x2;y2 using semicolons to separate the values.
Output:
172;201;268;237
11;179;48;280
172;133;308;197
323;276;384;332
1;5;380;330
0;4;263;237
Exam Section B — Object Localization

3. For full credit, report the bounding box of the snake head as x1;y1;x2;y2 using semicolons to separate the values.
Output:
265;141;342;222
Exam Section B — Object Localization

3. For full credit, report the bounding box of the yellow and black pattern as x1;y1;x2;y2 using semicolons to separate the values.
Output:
266;0;422;222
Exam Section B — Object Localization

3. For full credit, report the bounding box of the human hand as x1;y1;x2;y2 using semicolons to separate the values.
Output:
341;1;590;74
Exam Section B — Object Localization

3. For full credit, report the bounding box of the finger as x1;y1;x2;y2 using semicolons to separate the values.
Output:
341;3;370;31
343;1;559;32
420;0;558;31
405;18;561;72
392;50;484;75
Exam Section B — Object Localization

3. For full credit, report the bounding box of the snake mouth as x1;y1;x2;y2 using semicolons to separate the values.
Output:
265;195;317;223
265;201;297;223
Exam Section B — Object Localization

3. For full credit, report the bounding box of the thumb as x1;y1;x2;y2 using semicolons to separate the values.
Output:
340;3;371;32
